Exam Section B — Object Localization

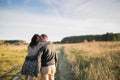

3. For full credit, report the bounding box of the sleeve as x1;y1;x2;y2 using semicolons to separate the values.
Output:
27;47;32;55
42;41;51;46
37;42;42;47
25;47;44;61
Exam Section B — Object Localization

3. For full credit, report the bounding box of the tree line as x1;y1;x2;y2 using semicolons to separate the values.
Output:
61;33;120;43
0;40;27;45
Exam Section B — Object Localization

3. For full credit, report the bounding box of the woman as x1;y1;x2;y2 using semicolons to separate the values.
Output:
21;34;49;80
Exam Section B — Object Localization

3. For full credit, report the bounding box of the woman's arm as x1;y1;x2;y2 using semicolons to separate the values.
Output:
25;47;45;61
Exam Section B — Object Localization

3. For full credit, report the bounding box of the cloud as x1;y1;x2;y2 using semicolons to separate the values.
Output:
0;9;119;33
0;0;120;42
40;0;120;20
1;0;120;19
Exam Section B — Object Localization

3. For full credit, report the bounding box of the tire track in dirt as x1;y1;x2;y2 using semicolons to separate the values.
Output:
56;47;74;80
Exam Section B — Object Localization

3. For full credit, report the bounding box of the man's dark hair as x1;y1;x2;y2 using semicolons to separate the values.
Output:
41;34;48;39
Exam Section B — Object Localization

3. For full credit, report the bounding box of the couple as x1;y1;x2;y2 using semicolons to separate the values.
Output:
21;34;58;80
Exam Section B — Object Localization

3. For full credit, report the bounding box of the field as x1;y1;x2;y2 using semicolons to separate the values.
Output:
56;41;120;80
0;42;120;80
0;45;27;80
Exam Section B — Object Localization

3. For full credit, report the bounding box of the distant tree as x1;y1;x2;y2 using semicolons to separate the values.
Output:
115;33;120;41
102;32;114;41
4;40;27;45
61;33;120;43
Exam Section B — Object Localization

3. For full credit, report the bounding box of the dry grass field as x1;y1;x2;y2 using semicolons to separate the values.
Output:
0;41;120;80
0;45;27;80
57;41;120;80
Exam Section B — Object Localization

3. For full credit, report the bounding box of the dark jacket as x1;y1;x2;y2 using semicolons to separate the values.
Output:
41;43;58;67
25;42;58;67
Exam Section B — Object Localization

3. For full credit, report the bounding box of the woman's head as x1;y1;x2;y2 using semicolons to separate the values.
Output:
29;34;41;47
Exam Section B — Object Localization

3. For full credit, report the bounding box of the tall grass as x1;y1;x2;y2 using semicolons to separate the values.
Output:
0;45;27;80
58;42;120;80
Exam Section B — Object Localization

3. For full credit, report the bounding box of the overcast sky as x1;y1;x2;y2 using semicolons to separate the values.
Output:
0;0;120;42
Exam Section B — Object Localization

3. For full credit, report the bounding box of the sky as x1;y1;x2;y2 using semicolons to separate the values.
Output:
0;0;120;42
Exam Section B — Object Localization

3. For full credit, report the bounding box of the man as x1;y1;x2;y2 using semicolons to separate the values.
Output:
26;34;58;80
40;34;58;80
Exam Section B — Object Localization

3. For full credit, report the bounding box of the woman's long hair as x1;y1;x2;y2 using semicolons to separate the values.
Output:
29;34;40;48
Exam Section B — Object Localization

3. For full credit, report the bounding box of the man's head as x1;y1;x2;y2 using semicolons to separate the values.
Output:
41;34;48;41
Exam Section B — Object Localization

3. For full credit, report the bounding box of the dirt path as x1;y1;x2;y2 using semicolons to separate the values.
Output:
56;47;74;80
